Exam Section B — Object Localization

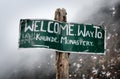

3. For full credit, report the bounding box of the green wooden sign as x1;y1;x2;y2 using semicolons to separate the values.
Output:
19;19;105;54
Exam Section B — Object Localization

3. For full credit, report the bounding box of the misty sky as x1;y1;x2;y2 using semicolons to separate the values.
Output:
0;0;119;77
0;0;81;76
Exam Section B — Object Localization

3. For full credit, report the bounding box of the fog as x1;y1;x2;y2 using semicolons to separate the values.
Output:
0;0;120;79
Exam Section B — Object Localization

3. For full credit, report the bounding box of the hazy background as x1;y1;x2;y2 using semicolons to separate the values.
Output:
0;0;120;79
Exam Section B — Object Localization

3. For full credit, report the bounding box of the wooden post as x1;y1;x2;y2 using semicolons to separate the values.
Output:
54;8;69;79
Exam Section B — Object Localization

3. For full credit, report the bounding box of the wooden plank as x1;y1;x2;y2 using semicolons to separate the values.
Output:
54;8;69;79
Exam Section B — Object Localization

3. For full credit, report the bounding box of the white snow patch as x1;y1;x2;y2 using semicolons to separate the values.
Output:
107;34;111;40
112;11;116;15
79;58;83;63
73;63;76;66
69;74;72;77
91;56;97;60
82;74;86;79
92;67;98;74
101;71;106;74
106;49;110;52
90;77;93;79
106;71;111;77
112;7;115;10
76;64;81;68
102;65;105;69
